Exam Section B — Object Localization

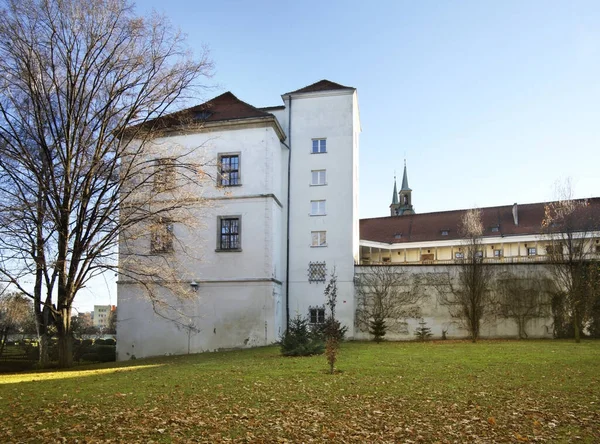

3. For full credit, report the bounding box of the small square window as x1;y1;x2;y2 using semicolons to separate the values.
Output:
217;216;241;251
475;251;483;258
311;139;327;154
311;231;327;247
150;217;174;253
310;200;326;216
308;261;326;282
527;247;537;256
394;233;402;239
491;226;499;233
218;154;240;186
311;170;327;186
309;306;325;324
441;230;449;236
455;252;464;259
493;249;502;257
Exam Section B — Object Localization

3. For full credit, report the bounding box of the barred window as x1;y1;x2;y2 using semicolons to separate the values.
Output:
309;306;325;324
151;217;173;253
308;261;326;283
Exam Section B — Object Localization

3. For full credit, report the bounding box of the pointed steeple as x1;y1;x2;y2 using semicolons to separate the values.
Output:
401;159;411;191
391;175;399;205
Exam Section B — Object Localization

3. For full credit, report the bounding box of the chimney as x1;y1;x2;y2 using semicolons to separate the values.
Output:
512;203;518;226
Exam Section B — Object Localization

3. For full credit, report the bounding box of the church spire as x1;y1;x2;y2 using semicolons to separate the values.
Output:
390;160;415;216
391;174;398;205
401;159;411;191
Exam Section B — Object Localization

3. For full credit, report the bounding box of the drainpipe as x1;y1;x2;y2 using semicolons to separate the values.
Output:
284;96;292;330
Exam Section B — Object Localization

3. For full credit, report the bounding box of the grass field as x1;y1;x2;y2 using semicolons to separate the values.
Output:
0;340;598;443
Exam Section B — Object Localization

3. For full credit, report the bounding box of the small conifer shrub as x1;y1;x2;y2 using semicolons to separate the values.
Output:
414;319;433;341
280;315;324;357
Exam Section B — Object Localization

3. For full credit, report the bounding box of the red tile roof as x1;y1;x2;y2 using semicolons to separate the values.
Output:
285;79;354;95
360;198;600;245
140;92;274;130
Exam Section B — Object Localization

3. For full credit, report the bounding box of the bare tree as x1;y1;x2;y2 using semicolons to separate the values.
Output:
495;270;553;339
436;209;493;342
0;0;213;367
0;291;34;358
542;182;600;343
355;266;422;341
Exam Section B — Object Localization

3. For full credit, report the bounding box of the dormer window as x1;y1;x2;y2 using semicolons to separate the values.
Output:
394;233;402;239
491;226;499;233
441;230;449;236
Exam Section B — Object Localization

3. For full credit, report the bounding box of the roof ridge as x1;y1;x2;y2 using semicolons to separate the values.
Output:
284;79;354;95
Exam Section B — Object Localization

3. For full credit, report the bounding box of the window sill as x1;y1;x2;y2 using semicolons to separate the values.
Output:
217;183;243;187
309;183;328;187
309;213;327;217
215;248;243;253
310;152;327;154
310;245;328;248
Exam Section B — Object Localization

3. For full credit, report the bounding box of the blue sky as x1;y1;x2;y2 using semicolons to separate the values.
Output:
77;0;600;311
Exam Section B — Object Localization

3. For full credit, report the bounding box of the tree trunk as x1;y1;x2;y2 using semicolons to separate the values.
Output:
38;333;49;366
0;328;8;359
573;309;581;343
57;306;73;368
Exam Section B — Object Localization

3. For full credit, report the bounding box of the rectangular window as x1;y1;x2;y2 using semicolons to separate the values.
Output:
308;261;326;282
310;200;326;215
218;154;240;186
441;230;449;236
311;139;327;154
311;170;327;186
475;251;483;258
154;158;175;192
493;249;502;257
218;216;241;251
150;217;173;253
311;231;327;247
454;252;464;259
527;247;537;256
491;226;499;233
309;307;325;324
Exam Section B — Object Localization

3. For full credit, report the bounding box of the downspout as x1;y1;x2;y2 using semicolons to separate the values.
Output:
285;95;292;330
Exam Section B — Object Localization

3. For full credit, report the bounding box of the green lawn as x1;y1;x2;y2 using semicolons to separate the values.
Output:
1;340;599;443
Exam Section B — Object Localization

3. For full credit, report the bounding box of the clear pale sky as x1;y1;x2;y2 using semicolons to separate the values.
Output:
76;0;600;312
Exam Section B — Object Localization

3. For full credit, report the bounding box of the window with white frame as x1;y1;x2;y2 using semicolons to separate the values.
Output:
217;216;241;251
150;217;174;253
311;139;327;154
311;170;326;186
218;153;240;186
454;252;464;259
527;247;537;256
310;200;326;215
311;231;327;247
309;306;325;324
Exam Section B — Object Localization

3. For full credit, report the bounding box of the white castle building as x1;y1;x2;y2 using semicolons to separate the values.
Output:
117;80;361;359
117;80;600;360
